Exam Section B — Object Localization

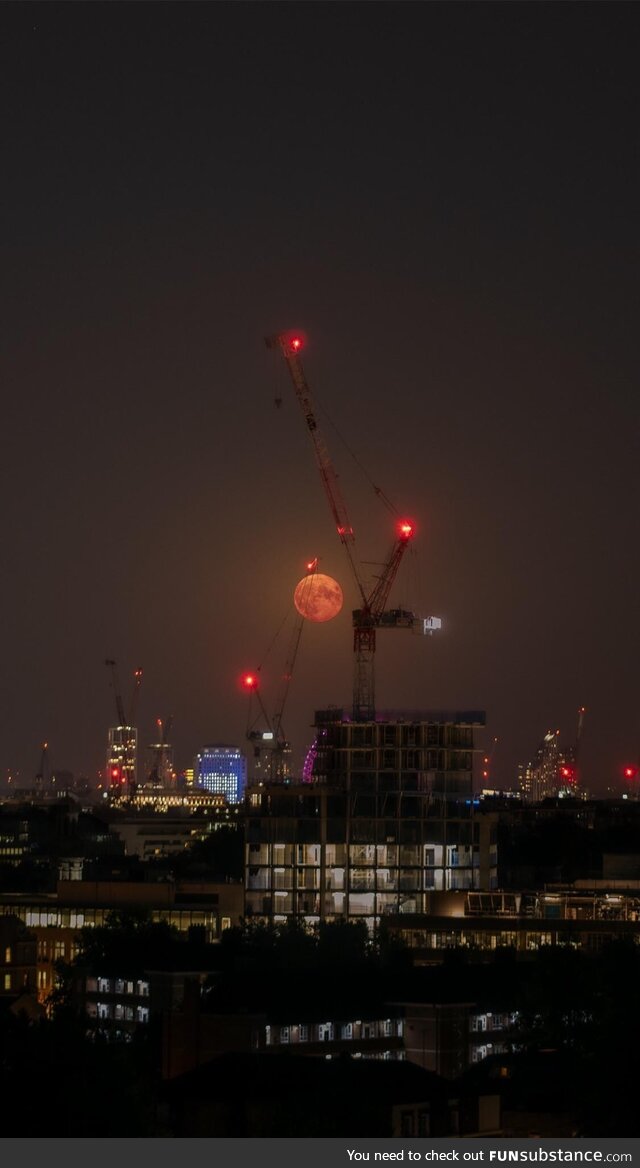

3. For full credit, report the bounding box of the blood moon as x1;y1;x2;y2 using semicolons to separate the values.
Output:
294;573;343;623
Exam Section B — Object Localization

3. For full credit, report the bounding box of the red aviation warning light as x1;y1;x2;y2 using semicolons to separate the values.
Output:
290;336;303;352
111;767;121;782
242;672;259;692
398;519;414;541
623;765;639;779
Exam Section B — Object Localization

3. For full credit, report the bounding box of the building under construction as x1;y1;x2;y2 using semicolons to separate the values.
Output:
245;706;497;932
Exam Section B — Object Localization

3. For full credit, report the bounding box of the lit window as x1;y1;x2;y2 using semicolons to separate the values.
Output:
4;947;11;964
4;973;11;990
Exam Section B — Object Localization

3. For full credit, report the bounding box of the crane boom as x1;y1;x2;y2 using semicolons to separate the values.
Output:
128;668;143;727
364;522;415;618
244;562;319;783
105;659;127;726
265;333;367;608
267;332;419;721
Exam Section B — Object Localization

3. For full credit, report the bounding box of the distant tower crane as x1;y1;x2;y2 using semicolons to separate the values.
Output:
104;660;143;797
147;716;174;788
570;706;586;787
481;737;499;786
265;332;440;721
35;742;51;789
244;559;320;781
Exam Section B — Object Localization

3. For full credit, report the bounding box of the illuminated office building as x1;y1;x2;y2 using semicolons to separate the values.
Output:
196;745;247;804
107;726;137;791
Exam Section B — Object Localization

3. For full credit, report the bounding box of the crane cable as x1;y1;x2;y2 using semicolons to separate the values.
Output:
272;358;399;517
317;401;399;517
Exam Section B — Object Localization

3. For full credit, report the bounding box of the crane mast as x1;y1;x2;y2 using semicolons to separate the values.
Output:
266;332;422;721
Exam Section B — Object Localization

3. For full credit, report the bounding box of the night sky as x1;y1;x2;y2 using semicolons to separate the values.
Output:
1;2;638;793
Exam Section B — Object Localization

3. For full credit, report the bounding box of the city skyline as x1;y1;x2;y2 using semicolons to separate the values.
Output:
1;4;638;793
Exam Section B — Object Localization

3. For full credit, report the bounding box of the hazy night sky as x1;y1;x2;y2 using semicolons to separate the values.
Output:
1;2;638;793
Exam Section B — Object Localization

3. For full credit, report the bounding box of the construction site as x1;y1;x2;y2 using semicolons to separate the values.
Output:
237;332;496;930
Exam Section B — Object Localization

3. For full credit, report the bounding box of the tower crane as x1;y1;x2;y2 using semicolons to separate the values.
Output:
104;660;143;728
481;737;499;785
104;660;144;796
265;332;440;721
148;716;174;788
35;742;50;789
570;706;586;788
105;659;127;728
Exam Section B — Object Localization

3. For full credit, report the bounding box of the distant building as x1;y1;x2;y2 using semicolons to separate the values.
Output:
518;729;580;802
195;746;246;804
0;878;244;1001
380;885;640;957
106;725;137;792
144;738;174;789
0;915;37;998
